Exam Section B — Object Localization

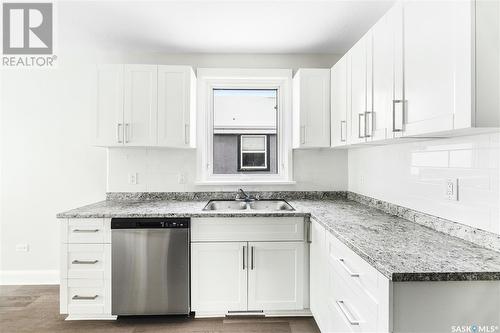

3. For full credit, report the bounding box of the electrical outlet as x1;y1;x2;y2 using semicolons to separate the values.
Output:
16;243;29;252
128;172;138;185
445;178;459;201
177;174;186;184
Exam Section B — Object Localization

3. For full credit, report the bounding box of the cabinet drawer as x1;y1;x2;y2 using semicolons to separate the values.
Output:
327;233;381;299
66;279;110;315
191;217;305;242
328;264;378;333
61;244;110;279
62;219;110;244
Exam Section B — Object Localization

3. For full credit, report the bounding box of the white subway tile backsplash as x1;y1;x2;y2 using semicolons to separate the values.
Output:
107;147;348;193
349;133;500;235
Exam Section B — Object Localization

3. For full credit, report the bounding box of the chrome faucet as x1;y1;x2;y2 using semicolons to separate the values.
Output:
237;189;256;202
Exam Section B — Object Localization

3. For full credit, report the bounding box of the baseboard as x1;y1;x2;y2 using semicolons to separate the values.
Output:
0;270;59;285
65;314;117;321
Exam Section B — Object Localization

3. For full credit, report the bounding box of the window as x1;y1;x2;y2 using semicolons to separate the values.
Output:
212;89;277;174
239;135;269;171
196;68;294;184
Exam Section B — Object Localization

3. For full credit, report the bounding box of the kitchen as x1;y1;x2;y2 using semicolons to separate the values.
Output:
1;0;499;332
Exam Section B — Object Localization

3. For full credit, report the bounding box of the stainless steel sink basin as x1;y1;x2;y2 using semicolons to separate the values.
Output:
248;200;295;211
203;200;294;211
203;201;248;211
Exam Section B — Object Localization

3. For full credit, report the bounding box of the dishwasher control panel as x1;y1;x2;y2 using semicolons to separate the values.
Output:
111;218;190;229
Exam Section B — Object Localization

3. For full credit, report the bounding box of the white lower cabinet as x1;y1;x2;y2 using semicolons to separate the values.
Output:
59;218;114;320
190;242;248;313
247;242;304;311
190;217;308;316
310;220;500;333
311;219;389;333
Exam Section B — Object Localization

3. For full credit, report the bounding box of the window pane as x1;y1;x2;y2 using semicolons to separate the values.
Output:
242;153;266;168
212;89;277;174
242;136;265;151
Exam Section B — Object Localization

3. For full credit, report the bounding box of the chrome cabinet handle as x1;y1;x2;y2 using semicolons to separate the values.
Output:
72;229;99;233
392;100;405;132
358;113;366;138
72;295;98;300
364;111;373;138
124;123;130;143
184;124;190;144
336;300;361;325
72;260;98;265
116;123;123;143
338;258;359;277
251;246;255;270
306;219;312;243
340;120;346;142
242;245;246;270
300;126;306;144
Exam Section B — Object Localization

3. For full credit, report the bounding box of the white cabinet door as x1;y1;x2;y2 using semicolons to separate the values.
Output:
247;242;304;311
331;56;349;147
94;65;124;146
123;65;158;146
157;66;196;148
310;220;328;331
191;242;248;313
350;36;369;144
367;3;403;141
293;69;331;148
402;0;471;136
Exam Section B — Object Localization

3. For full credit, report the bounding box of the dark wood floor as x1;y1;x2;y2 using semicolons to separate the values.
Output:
0;285;321;333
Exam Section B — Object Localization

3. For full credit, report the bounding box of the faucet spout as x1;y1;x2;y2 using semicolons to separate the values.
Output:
238;188;249;199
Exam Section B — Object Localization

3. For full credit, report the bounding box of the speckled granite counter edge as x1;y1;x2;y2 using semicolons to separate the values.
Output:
57;211;309;219
105;190;499;253
347;192;500;253
308;214;500;282
106;191;348;201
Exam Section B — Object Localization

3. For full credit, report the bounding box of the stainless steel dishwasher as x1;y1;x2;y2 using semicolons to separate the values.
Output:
111;218;190;316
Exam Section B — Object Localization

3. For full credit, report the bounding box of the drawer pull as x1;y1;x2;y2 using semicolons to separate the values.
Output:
336;300;361;325
72;295;98;300
338;258;359;277
72;260;98;265
72;229;99;233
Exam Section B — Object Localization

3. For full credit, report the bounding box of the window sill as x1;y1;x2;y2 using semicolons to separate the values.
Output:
194;180;297;186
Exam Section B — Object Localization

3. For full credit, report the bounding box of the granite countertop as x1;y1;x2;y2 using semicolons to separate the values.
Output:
57;198;500;282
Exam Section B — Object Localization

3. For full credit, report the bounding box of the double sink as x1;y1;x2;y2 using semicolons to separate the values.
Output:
203;199;294;212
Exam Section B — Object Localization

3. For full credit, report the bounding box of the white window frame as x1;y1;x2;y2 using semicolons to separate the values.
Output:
196;68;294;185
239;134;268;171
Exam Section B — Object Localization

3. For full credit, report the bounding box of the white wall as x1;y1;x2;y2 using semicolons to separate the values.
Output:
348;133;500;235
0;63;107;284
0;52;343;284
107;148;347;192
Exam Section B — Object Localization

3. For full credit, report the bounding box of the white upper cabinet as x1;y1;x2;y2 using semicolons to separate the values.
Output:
330;0;499;147
123;65;158;146
330;55;349;147
293;68;331;148
94;65;124;147
157;66;196;148
371;2;403;142
402;0;471;136
349;36;370;144
93;64;196;147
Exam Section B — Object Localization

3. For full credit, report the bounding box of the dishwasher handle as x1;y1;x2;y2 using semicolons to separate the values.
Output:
111;218;190;229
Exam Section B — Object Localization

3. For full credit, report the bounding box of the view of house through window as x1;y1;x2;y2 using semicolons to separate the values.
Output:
213;89;278;174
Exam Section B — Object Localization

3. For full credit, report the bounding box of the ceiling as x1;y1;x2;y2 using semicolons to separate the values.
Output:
59;0;394;54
